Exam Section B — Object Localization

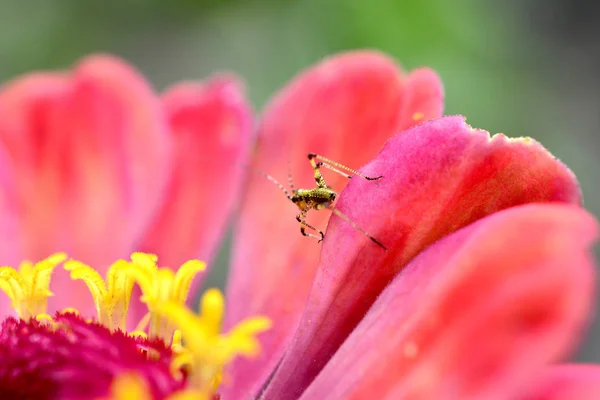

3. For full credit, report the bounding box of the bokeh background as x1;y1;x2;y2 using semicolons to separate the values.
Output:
1;0;598;360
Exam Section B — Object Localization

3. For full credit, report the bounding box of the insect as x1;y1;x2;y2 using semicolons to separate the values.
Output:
251;152;387;250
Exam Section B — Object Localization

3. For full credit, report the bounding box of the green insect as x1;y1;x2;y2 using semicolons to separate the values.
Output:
252;153;386;250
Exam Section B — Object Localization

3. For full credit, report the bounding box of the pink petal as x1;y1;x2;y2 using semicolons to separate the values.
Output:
521;364;600;400
397;67;444;126
0;143;20;317
298;204;597;400
262;116;582;398
223;51;444;398
138;75;252;273
0;142;18;266
0;55;170;316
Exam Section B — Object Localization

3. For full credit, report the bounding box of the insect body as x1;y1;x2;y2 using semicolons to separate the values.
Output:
252;153;386;250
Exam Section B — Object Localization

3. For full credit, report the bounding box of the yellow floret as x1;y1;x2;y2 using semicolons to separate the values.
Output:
125;252;205;341
3;253;271;400
64;258;134;331
0;253;67;319
154;289;271;395
101;373;207;400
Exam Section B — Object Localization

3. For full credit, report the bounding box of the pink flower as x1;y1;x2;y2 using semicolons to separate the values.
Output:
0;55;253;321
222;52;600;399
0;50;598;400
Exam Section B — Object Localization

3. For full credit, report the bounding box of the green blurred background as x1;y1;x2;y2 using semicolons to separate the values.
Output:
1;0;599;360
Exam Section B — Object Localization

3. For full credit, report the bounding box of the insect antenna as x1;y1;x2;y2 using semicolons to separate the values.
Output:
329;206;387;250
244;164;292;200
287;157;295;192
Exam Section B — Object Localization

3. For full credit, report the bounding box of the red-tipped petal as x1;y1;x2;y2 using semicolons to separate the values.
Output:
298;204;597;400
263;116;582;398
0;55;170;316
138;75;252;274
223;51;444;398
521;365;600;400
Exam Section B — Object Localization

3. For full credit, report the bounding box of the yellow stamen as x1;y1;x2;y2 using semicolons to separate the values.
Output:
154;289;271;395
170;329;191;379
166;391;208;400
100;373;207;400
0;253;67;319
125;252;205;340
172;329;184;350
35;313;60;330
129;331;148;339
171;349;193;380
106;373;150;399
62;307;80;315
35;313;54;323
64;258;134;331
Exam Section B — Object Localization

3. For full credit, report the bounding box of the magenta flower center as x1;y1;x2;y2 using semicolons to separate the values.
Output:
0;312;182;400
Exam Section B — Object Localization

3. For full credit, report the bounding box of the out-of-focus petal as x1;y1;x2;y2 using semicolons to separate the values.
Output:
223;51;444;398
263;116;582;398
138;75;252;273
298;204;597;400
521;364;600;400
397;67;444;126
0;55;170;316
0;143;19;317
0;143;18;266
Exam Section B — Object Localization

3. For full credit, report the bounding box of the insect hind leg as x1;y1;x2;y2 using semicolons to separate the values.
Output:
296;213;325;243
329;207;387;250
308;153;383;181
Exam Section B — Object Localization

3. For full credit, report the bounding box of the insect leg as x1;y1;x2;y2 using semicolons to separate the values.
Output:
309;153;383;181
307;153;329;189
296;212;325;242
329;206;387;250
